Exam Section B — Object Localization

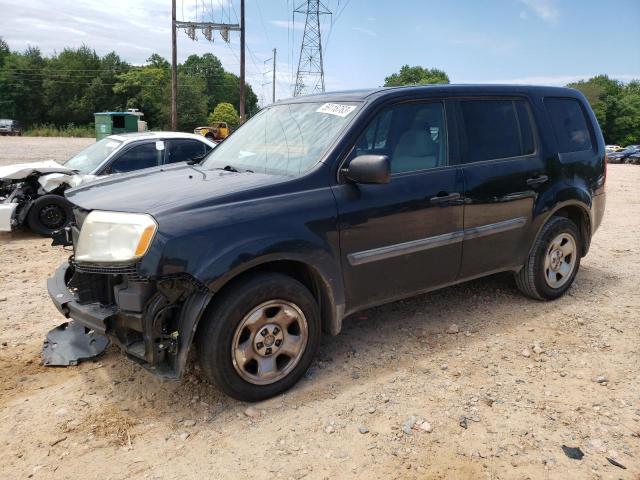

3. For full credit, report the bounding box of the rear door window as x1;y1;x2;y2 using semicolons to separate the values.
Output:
166;139;211;164
459;99;535;163
544;98;592;153
109;142;162;173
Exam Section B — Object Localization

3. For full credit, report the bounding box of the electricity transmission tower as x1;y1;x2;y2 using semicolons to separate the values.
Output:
293;1;331;96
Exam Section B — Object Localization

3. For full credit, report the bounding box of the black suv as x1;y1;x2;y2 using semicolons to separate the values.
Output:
48;85;606;401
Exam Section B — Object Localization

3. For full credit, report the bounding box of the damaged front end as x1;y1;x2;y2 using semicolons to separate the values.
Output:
0;176;39;231
0;161;91;232
47;235;212;378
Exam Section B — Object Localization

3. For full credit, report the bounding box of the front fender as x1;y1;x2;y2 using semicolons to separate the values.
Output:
198;236;346;335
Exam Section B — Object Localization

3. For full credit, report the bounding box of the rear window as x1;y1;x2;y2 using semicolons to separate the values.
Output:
460;99;535;163
544;98;592;153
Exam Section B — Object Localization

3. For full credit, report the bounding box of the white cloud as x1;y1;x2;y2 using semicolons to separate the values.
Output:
270;19;305;31
352;26;377;37
0;0;282;97
519;0;560;24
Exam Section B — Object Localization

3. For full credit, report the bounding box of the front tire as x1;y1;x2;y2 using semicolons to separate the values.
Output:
515;216;582;300
197;272;321;402
26;194;74;236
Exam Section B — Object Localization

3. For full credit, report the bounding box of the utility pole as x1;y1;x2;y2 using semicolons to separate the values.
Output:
272;48;276;103
171;0;177;130
175;2;242;121
239;0;246;123
294;1;331;96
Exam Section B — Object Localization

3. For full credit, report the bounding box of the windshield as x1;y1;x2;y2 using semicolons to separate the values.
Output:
202;101;360;175
64;138;123;174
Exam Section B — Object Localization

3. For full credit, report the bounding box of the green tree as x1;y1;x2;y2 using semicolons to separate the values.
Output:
209;102;239;129
218;71;260;117
0;37;9;67
568;75;640;145
41;45;102;125
384;65;450;87
181;53;225;113
175;71;208;131
113;57;171;129
0;46;48;125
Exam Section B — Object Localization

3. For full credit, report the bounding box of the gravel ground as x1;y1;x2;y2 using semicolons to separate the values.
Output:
0;136;94;165
0;137;639;479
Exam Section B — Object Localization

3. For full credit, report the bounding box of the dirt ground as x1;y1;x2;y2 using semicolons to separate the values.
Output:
0;137;638;480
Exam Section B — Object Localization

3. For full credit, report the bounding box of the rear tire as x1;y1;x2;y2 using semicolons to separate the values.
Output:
515;216;582;300
197;272;321;402
26;195;74;236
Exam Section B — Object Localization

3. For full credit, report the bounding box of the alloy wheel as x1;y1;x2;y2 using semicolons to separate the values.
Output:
231;300;309;385
543;232;577;288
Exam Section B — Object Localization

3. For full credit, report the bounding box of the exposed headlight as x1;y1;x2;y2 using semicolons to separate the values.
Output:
75;211;157;263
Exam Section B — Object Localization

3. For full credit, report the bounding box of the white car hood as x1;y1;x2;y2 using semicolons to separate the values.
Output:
0;160;74;180
0;160;99;193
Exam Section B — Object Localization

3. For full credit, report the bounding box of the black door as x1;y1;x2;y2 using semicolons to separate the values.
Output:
333;100;464;312
455;97;548;278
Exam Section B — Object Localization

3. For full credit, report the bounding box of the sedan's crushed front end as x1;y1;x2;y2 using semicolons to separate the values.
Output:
0;161;90;232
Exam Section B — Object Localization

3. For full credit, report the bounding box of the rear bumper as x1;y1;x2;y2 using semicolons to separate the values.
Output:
592;192;606;234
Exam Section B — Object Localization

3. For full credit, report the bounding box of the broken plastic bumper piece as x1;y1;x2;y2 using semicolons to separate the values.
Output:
42;321;109;366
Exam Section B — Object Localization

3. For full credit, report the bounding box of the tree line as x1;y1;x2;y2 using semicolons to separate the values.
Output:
385;65;640;146
0;38;258;132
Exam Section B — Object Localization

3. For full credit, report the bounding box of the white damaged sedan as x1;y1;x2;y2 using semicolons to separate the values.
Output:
0;132;215;235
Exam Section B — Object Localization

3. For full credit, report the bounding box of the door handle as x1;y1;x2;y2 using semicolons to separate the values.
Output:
430;192;461;205
526;175;548;186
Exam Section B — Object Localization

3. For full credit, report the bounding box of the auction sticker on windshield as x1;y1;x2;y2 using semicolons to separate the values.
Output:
316;103;356;117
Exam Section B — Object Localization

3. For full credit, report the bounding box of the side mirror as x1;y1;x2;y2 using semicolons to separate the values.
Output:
344;155;390;184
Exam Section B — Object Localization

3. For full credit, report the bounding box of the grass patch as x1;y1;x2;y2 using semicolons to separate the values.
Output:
24;123;94;138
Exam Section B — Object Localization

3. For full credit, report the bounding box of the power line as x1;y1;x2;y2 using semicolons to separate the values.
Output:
293;1;332;96
253;0;271;44
324;0;351;57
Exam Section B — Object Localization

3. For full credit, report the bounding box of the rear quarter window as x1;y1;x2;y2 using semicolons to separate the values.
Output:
544;98;593;153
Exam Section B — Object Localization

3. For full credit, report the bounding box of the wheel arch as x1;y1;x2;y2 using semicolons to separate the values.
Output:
206;257;342;335
534;200;592;257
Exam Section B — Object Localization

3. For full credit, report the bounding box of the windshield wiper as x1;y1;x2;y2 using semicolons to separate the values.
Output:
210;164;255;173
211;165;250;173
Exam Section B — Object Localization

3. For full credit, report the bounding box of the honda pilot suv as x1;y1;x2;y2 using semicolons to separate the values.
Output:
48;85;606;401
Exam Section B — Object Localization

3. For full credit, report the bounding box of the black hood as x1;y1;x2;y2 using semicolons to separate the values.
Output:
66;164;282;215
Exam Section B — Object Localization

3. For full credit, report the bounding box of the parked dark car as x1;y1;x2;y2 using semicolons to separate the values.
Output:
48;85;606;401
0;132;215;235
607;145;640;163
626;151;640;164
0;118;22;136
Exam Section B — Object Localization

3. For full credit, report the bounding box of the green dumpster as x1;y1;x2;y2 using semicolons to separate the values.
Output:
94;112;139;140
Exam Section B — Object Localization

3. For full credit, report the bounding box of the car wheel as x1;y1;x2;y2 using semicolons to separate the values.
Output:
515;216;581;300
197;272;321;401
26;195;74;236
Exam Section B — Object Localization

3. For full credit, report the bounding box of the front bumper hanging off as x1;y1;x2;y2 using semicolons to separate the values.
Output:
47;263;117;334
47;260;213;379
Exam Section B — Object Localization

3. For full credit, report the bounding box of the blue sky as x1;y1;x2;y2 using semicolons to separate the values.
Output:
1;0;639;105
